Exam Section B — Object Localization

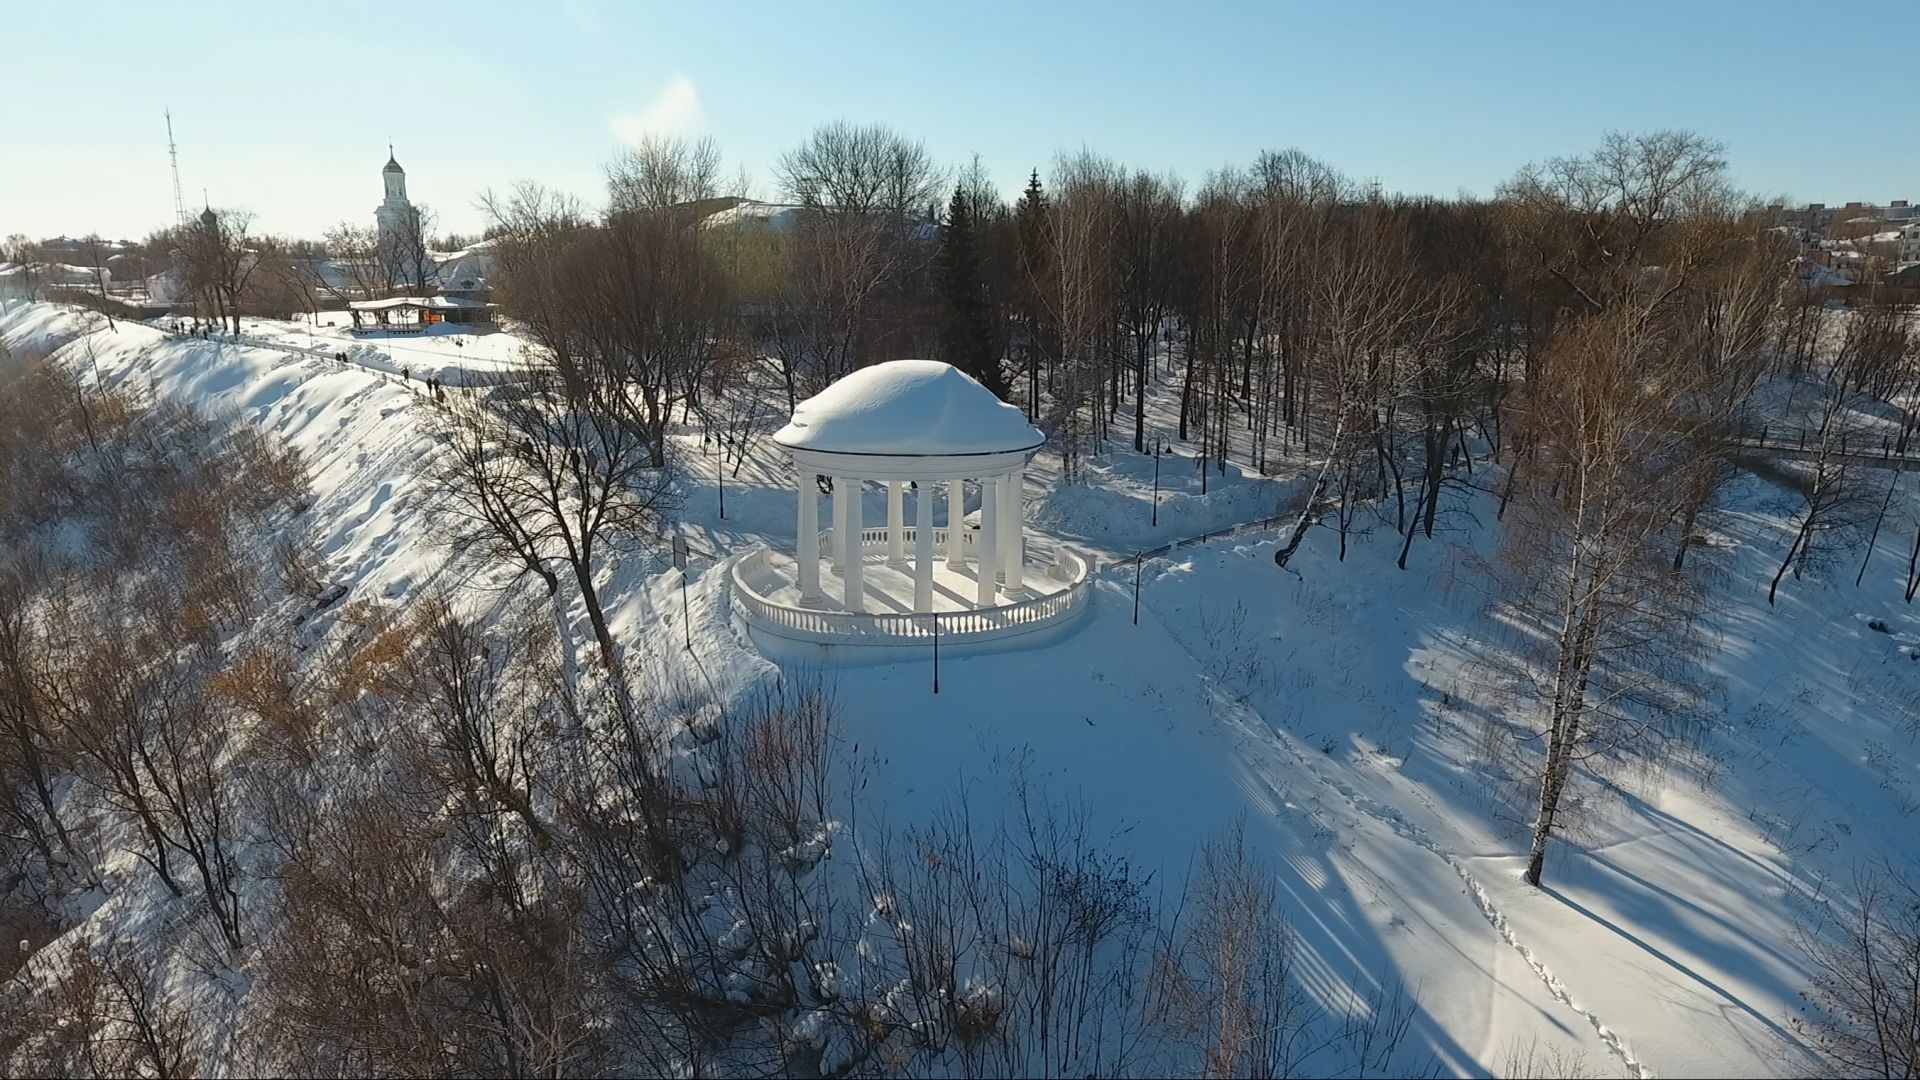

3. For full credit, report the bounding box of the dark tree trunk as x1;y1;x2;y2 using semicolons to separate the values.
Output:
1856;472;1898;587
1422;417;1449;538
1028;344;1040;422
1134;334;1148;452
1672;502;1700;572
1770;517;1812;606
1906;524;1920;603
566;542;619;667
1178;342;1195;442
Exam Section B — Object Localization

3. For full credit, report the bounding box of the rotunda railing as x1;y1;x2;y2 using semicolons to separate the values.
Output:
730;538;1093;647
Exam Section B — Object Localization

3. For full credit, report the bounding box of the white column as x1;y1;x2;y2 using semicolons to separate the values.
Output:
797;465;822;605
946;478;966;570
975;475;999;608
1003;467;1028;600
886;480;906;567
994;472;1011;584
913;481;934;613
842;477;865;612
830;475;847;572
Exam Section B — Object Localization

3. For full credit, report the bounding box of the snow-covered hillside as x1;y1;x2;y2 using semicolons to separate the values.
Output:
4;299;1917;1077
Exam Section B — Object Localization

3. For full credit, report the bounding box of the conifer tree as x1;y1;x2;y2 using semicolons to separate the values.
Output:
937;183;1007;398
1014;170;1056;415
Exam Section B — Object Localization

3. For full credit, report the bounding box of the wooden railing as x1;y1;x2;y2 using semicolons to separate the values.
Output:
731;543;1092;646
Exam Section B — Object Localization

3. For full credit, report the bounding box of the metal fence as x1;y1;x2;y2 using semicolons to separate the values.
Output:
1120;513;1288;570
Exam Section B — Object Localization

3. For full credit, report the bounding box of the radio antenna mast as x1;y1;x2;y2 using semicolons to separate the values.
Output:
166;108;186;228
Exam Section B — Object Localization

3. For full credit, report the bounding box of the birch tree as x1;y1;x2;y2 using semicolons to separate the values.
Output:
1499;311;1712;886
1046;152;1120;480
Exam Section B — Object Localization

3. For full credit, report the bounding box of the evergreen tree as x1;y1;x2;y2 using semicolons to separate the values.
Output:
1014;170;1055;416
937;183;1007;398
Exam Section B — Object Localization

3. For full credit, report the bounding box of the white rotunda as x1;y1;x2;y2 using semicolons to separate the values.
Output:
730;360;1092;655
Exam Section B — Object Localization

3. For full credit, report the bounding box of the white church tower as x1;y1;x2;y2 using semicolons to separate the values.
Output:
374;146;417;250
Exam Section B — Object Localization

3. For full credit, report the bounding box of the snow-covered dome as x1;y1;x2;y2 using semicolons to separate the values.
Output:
774;360;1041;457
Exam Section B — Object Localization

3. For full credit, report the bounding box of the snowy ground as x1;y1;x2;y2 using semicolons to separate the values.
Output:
7;299;1917;1077
194;309;531;385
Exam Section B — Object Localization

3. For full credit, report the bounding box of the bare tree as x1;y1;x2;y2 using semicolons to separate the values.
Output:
256;761;608;1078
1149;825;1317;1078
396;598;554;847
1768;305;1900;604
1115;170;1184;451
479;181;592;340
248;237;321;322
1496;311;1713;887
429;387;562;599
76;234;117;330
14;933;196;1079
1792;864;1920;1079
0;555;87;884
382;203;440;294
1047;151;1121;480
1502;130;1733;316
1668;212;1788;571
139;668;246;950
46;625;191;899
1273;202;1459;569
486;153;739;469
34;575;250;951
179;208;261;334
428;366;675;666
1383;198;1513;570
1250;148;1349;454
318;221;395;303
770;121;945;404
580;137;738;464
0;234;45;300
236;237;312;321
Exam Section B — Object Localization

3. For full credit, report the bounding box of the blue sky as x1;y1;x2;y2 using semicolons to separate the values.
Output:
7;0;1914;241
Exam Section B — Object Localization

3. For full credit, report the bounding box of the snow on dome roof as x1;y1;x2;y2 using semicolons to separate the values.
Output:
774;360;1042;457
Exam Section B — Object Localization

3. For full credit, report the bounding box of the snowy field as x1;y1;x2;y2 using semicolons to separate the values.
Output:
5;298;1918;1077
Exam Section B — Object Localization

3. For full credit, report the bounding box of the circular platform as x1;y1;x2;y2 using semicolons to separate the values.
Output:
731;530;1093;648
